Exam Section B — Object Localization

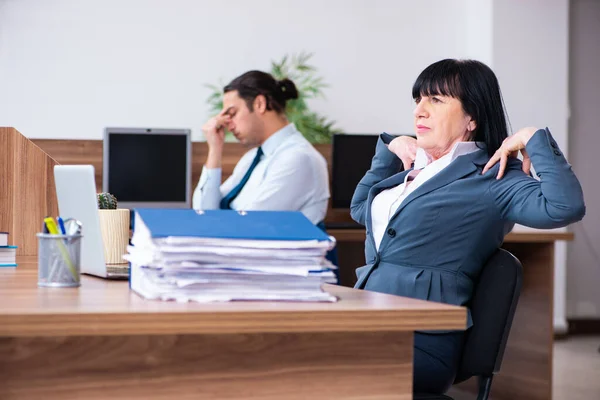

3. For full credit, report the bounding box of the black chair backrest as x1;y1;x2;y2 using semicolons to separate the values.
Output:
454;248;523;383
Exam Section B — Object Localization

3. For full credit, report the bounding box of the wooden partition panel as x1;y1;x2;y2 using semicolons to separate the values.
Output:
31;140;343;217
0;128;60;256
32;140;278;192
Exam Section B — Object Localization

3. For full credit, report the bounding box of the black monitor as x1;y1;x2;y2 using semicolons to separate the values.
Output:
102;127;192;209
331;134;380;209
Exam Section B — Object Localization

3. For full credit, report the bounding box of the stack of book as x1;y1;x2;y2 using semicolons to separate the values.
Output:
126;209;338;303
0;232;17;267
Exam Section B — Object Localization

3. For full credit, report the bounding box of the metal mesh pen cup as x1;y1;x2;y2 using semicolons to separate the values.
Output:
37;233;82;288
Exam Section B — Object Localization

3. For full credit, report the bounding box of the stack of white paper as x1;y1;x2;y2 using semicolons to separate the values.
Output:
126;212;338;303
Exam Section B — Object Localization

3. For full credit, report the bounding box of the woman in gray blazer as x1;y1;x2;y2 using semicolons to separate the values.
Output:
351;59;585;394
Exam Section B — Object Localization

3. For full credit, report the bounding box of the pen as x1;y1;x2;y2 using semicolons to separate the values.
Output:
44;217;60;235
42;216;50;234
57;216;67;235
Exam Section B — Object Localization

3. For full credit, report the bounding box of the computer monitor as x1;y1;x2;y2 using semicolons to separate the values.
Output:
331;133;417;209
331;134;380;209
103;127;192;209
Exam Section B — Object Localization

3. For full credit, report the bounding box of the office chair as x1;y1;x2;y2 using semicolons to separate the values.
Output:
415;248;523;400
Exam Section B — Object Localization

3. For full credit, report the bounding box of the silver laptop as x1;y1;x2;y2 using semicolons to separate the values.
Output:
54;165;129;279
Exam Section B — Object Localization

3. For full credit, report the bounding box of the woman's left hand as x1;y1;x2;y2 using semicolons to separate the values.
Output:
482;127;538;179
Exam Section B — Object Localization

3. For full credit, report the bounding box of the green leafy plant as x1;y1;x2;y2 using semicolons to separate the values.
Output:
97;192;118;210
205;52;341;144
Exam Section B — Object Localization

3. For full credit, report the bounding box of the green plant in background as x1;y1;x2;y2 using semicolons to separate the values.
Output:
97;192;118;210
205;52;341;144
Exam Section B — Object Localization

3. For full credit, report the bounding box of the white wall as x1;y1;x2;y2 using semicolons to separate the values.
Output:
465;0;493;65
0;0;471;140
492;0;569;151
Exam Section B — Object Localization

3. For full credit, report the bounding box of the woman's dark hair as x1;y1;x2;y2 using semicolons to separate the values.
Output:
412;59;509;157
223;70;299;114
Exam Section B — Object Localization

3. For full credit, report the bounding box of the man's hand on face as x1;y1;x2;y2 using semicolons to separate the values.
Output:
203;109;231;150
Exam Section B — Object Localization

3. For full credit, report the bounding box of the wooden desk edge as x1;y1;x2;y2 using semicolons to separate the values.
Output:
0;307;466;337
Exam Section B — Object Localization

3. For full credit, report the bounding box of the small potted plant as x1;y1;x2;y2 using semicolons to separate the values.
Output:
97;192;130;266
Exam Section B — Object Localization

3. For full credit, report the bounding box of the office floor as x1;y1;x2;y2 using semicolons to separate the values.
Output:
448;335;600;399
553;335;600;400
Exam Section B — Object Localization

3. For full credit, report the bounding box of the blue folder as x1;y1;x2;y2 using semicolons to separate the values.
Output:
134;209;331;242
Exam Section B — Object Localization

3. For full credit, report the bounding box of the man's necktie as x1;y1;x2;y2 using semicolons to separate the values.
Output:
220;147;264;209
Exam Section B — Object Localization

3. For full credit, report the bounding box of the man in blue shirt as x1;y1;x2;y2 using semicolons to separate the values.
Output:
192;71;330;225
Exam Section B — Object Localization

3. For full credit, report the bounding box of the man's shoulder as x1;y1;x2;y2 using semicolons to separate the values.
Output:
274;145;325;166
276;135;326;162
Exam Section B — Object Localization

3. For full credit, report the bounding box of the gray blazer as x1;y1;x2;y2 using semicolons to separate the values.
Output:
351;128;585;327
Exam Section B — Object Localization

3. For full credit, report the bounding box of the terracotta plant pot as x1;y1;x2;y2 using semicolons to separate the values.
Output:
98;209;130;265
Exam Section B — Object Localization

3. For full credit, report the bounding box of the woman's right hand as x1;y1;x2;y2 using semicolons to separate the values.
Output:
387;135;418;170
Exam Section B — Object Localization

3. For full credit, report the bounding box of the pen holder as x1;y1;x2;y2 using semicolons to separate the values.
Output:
37;233;82;288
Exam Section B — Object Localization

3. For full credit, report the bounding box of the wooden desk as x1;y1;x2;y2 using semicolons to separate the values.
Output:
0;258;465;400
330;228;573;400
